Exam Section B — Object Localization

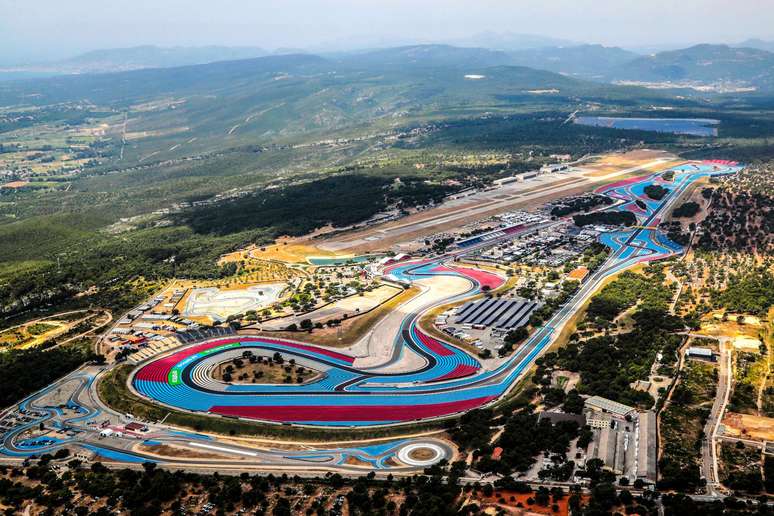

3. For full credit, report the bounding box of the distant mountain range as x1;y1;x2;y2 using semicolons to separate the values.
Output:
736;39;774;53
447;32;578;51
0;50;655;156
337;43;774;91
0;45;269;75
608;44;774;90
338;45;512;69
3;41;774;92
508;44;639;80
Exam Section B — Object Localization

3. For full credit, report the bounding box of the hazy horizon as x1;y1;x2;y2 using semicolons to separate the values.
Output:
3;0;774;65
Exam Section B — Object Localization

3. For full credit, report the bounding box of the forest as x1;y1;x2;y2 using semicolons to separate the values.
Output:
536;270;684;407
715;269;774;316
183;174;455;237
585;270;674;321
0;341;99;407
553;317;683;407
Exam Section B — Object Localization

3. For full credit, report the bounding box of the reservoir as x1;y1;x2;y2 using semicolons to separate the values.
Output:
574;116;719;136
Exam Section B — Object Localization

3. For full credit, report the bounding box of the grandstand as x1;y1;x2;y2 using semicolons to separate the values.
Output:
128;326;236;363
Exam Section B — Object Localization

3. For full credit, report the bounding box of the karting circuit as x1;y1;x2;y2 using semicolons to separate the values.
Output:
0;365;452;472
129;160;743;428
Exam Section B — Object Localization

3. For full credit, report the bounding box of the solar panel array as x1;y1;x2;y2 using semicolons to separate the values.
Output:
454;297;538;329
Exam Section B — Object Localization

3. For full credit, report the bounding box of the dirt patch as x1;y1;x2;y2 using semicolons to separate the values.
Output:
139;443;235;460
250;243;337;263
721;412;774;441
579;149;679;177
407;447;437;461
698;314;763;341
344;456;373;467
552;370;580;392
471;490;586;516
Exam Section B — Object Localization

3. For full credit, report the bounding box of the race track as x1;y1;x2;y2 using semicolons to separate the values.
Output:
129;161;742;427
0;161;741;471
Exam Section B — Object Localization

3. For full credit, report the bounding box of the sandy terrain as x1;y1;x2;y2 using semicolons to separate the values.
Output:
698;316;763;341
581;149;679;176
250;242;339;263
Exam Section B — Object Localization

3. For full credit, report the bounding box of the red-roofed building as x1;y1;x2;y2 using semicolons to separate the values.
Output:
568;266;590;282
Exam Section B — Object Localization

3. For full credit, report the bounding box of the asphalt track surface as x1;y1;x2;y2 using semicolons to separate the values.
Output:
0;366;453;472
130;161;742;427
0;160;741;470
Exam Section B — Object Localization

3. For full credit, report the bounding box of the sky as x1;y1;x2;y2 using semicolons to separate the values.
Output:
2;0;774;64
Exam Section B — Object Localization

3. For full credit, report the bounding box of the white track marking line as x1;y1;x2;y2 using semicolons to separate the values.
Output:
187;441;258;457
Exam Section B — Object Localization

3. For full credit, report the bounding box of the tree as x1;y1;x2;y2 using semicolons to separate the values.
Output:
534;486;550;506
644;184;669;200
562;390;584;414
588;482;617;511
142;461;157;475
673;201;700;218
505;327;529;345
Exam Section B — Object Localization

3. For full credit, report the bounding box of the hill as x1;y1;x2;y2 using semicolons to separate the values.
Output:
610;44;774;90
338;44;513;69
736;39;774;53
1;51;658;164
1;45;269;75
0;53;330;106
508;44;639;79
449;32;578;51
